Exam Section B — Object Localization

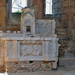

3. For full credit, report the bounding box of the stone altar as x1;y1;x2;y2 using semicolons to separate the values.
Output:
0;8;60;73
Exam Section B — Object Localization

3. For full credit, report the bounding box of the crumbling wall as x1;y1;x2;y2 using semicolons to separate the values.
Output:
52;0;75;58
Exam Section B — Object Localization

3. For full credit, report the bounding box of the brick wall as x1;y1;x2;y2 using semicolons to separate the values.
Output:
52;0;75;57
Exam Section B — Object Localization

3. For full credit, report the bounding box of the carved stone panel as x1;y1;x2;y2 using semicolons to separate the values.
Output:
6;41;18;58
20;44;42;56
35;20;52;34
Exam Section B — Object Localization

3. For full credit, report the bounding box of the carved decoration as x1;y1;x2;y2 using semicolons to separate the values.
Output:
20;41;42;44
20;45;42;56
35;20;52;34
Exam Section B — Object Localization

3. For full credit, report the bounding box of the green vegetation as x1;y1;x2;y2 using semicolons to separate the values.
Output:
15;10;22;13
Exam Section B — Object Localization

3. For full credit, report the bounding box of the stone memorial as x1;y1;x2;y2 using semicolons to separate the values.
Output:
0;8;60;73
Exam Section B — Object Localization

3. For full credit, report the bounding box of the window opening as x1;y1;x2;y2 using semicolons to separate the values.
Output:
45;0;52;15
26;26;31;32
12;0;27;13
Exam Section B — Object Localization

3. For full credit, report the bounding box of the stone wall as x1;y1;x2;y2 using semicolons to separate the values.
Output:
28;0;44;19
52;0;75;57
6;61;53;73
0;0;6;31
7;13;20;32
0;0;12;31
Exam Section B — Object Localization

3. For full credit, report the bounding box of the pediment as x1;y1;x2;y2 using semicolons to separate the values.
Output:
23;13;34;20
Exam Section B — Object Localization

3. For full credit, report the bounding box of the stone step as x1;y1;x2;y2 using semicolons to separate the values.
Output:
57;34;66;36
56;23;61;26
56;31;65;34
60;44;66;46
58;40;67;43
57;36;66;39
56;32;66;35
8;71;61;75
56;28;65;32
56;26;62;29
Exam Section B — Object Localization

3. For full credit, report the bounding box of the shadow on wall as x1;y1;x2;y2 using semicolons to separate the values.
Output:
9;13;21;25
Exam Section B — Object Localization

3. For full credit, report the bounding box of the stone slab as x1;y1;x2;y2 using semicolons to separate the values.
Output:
59;58;75;67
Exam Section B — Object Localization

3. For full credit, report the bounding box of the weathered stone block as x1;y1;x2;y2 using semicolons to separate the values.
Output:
69;21;75;28
52;0;59;4
0;7;6;17
0;17;6;30
73;15;75;21
69;0;74;6
59;8;64;14
53;9;59;15
69;7;75;14
69;14;73;21
54;2;61;9
61;14;66;21
0;0;6;7
62;0;68;7
59;58;75;67
6;61;53;73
